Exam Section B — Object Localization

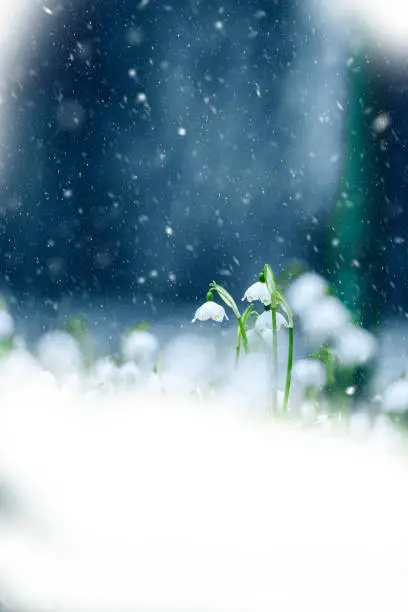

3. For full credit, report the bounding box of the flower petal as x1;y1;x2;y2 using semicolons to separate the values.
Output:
242;282;271;306
255;311;288;333
192;301;228;323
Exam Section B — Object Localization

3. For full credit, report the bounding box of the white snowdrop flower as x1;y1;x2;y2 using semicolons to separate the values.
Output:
242;281;270;306
121;330;159;365
258;329;274;345
246;329;266;353
247;328;279;353
0;308;14;338
287;272;328;316
37;331;83;378
293;359;326;390
335;326;377;366
383;379;408;414
191;301;228;323
302;296;350;345
255;310;288;333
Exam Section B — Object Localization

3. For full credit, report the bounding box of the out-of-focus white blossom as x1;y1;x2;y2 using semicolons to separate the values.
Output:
0;348;49;391
37;331;83;378
246;329;266;353
383;379;408;414
300;401;319;421
302;296;350;344
287;273;328;316
336;327;377;366
163;335;216;388
242;281;270;306
191;301;228;323
255;311;288;334
118;362;141;386
91;357;118;388
121;330;159;365
247;328;283;353
293;359;326;390
0;308;14;338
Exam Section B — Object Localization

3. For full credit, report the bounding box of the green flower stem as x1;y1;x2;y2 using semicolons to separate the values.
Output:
235;329;241;367
237;317;249;355
283;326;293;414
271;306;278;413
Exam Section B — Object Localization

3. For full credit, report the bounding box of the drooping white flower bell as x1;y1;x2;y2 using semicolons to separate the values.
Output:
192;296;228;323
255;310;288;334
242;281;271;306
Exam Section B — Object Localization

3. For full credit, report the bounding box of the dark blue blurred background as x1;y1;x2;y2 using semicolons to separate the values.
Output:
0;0;407;324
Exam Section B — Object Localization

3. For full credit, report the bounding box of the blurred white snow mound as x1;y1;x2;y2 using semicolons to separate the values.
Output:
0;347;55;392
161;334;218;391
0;384;408;612
223;352;275;412
90;357;141;392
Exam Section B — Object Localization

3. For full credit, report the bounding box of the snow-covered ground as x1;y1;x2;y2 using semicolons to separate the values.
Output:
0;333;407;612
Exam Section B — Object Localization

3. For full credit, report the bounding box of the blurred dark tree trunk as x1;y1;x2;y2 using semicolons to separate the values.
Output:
327;49;389;330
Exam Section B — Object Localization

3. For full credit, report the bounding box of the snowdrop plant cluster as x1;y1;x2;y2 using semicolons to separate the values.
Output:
192;264;294;414
0;282;400;430
287;272;378;414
